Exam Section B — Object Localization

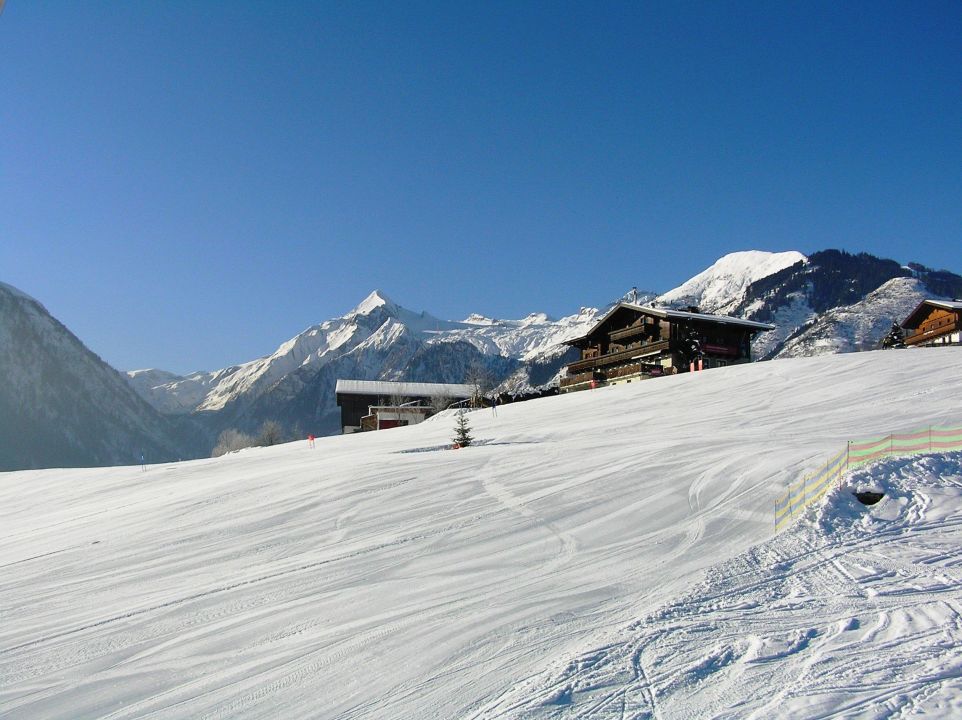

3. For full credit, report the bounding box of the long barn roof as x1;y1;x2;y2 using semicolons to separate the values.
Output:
335;380;474;398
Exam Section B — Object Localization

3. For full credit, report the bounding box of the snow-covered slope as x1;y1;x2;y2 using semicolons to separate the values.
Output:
656;250;807;314
0;283;206;470
725;250;962;361
775;276;939;358
125;369;221;414
3;347;961;718
486;450;962;718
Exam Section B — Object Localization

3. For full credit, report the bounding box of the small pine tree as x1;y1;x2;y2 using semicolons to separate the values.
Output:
881;322;906;349
453;408;473;448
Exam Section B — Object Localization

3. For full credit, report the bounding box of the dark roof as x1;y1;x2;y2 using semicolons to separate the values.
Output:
564;303;775;346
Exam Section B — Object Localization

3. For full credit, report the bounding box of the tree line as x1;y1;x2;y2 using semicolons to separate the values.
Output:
211;420;285;457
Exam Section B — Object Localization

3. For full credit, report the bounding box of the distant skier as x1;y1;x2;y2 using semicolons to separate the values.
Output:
307;434;315;449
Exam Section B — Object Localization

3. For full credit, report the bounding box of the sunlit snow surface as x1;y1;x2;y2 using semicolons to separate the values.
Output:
484;454;962;719
3;348;962;719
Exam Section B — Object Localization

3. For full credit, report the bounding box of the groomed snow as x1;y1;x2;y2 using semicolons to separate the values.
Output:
2;348;961;719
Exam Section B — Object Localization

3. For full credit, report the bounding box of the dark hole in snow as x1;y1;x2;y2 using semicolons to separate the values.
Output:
854;491;885;505
543;686;573;705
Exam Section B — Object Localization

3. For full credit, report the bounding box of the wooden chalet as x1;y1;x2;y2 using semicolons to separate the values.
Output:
560;303;774;393
901;299;962;347
335;380;474;433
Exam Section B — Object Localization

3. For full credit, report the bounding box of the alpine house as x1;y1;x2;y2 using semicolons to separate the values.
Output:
560;302;775;392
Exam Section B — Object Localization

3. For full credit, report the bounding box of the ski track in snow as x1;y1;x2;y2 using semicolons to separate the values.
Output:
2;348;962;719
477;452;962;720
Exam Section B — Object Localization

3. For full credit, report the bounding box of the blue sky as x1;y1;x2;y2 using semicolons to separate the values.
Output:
2;1;960;374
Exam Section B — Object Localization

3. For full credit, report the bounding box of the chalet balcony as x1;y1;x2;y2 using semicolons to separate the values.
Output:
905;319;958;346
606;363;642;380
608;325;660;342
566;339;670;373
560;372;595;388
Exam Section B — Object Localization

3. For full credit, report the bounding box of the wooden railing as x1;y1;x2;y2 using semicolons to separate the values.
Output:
609;325;654;342
606;364;642;380
566;340;670;373
560;372;595;388
905;319;958;346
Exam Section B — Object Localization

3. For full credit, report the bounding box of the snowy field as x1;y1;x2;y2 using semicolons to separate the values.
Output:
2;348;961;719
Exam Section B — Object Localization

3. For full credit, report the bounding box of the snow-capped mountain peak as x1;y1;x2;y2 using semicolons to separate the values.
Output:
519;312;552;326
658;250;807;314
351;289;396;316
462;313;499;326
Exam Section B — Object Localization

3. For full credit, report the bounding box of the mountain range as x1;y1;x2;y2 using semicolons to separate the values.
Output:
3;249;960;470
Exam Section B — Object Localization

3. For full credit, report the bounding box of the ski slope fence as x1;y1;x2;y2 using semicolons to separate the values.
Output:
774;424;962;532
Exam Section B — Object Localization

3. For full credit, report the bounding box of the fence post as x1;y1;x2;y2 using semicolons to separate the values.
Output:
889;433;893;457
846;441;850;474
929;425;932;452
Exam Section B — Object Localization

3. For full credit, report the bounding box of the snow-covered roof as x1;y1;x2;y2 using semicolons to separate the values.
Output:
335;379;474;398
927;300;962;310
565;302;775;345
658;306;776;330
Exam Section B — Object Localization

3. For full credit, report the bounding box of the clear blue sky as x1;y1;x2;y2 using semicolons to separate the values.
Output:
2;1;960;374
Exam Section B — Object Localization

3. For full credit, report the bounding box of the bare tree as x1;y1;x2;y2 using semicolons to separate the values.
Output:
429;393;453;414
257;420;284;447
211;429;256;457
465;360;494;408
388;391;410;409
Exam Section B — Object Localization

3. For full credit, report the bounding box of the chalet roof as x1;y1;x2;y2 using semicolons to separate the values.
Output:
901;299;962;329
335;379;474;398
564;303;775;346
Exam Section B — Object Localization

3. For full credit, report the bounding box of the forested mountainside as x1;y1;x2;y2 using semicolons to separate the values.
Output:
0;283;208;471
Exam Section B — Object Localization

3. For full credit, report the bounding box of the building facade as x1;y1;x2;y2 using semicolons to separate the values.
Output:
902;300;962;347
335;380;474;433
560;303;774;393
